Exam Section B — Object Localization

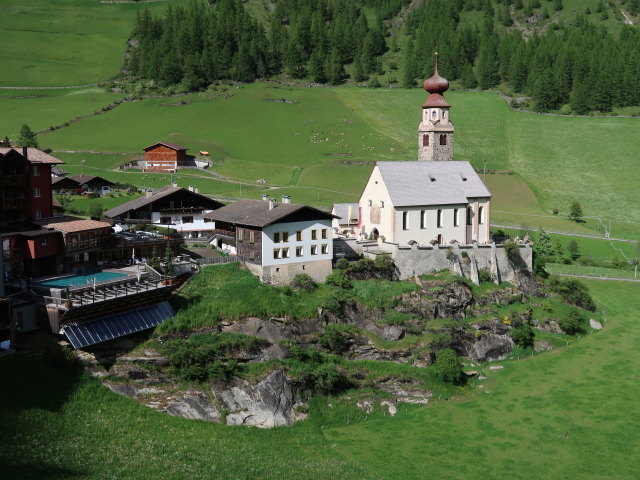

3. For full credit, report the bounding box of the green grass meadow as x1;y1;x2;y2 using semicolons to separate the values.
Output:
1;279;638;479
0;0;190;87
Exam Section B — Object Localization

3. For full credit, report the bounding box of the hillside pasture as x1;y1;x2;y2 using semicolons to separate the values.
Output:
0;0;191;87
1;280;638;479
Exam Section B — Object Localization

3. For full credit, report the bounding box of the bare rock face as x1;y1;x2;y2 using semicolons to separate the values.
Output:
103;382;164;398
217;370;305;428
374;377;433;405
165;391;221;422
381;326;405;341
465;333;514;362
536;319;562;334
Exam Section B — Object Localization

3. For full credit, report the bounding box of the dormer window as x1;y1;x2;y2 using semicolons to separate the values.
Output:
428;174;436;182
459;172;467;181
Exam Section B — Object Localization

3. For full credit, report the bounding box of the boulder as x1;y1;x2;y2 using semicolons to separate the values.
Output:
536;319;562;334
467;333;514;362
103;382;164;398
217;370;303;428
165;391;221;422
374;377;432;405
534;341;553;352
221;317;286;343
589;319;603;330
381;326;405;341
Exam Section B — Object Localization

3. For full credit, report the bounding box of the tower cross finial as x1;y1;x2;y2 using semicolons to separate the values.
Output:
434;51;439;75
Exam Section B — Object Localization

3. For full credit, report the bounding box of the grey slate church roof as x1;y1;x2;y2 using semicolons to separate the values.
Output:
376;161;490;207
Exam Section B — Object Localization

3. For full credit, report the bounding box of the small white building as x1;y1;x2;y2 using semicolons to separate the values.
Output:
331;203;359;237
204;196;335;285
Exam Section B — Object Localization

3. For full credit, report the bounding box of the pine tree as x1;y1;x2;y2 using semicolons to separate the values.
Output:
326;50;346;85
554;0;563;11
476;40;499;89
308;47;327;84
461;62;478;89
352;55;367;83
401;42;416;87
18;124;38;148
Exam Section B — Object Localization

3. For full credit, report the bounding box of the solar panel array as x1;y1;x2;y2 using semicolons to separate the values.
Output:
62;301;175;349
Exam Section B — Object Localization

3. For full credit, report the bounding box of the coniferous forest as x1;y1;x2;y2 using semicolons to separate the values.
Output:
124;0;640;114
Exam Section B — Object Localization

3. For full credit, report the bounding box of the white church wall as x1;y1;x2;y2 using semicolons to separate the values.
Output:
394;204;468;246
358;167;394;241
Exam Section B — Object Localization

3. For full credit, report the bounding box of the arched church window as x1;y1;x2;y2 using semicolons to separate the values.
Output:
479;206;485;224
368;200;372;206
402;211;408;230
439;134;447;145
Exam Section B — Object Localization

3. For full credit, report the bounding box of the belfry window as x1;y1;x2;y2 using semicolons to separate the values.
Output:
439;134;447;145
423;134;429;147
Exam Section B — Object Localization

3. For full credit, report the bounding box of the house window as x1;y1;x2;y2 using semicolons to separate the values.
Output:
420;210;425;229
41;237;48;246
282;232;289;242
296;246;303;257
479;206;485;224
34;187;41;198
274;232;281;243
160;216;171;224
249;231;255;244
402;211;408;230
33;166;40;176
423;134;429;147
321;244;328;255
34;209;42;220
311;230;317;240
310;245;318;255
439;134;447;145
321;229;327;240
182;216;193;224
282;247;290;258
273;249;281;259
467;206;473;226
169;201;175;208
454;208;459;227
437;209;443;228
296;231;302;241
238;229;244;242
248;249;254;260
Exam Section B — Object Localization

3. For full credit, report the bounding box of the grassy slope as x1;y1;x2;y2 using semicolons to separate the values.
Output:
1;280;637;479
324;280;640;479
0;0;191;87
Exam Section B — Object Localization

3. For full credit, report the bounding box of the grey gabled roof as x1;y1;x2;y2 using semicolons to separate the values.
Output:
376;161;491;207
203;199;335;228
332;203;359;223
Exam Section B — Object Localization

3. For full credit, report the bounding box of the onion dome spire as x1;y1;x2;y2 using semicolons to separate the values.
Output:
422;52;450;108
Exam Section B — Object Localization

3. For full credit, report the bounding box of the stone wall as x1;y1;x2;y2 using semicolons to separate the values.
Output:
246;259;333;286
389;242;532;284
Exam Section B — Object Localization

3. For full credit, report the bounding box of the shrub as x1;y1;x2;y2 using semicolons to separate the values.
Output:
503;240;519;260
290;273;317;292
335;258;349;270
548;277;596;311
325;269;353;289
478;268;492;283
558;309;585;335
433;348;465;384
511;323;535;348
318;324;355;354
294;364;355;394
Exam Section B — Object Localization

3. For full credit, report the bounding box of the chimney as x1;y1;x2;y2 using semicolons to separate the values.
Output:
146;189;153;198
171;180;178;188
188;185;193;192
262;194;269;202
268;199;274;210
194;187;199;194
281;195;290;204
22;146;28;159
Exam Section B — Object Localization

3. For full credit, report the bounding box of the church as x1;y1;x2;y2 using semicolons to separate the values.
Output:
358;55;492;246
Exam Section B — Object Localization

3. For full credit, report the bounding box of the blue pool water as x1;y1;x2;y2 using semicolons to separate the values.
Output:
38;271;128;288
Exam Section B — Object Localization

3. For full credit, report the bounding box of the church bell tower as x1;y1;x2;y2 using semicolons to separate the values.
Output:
418;53;454;161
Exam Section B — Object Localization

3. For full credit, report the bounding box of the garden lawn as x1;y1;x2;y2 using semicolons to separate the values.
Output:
0;0;191;87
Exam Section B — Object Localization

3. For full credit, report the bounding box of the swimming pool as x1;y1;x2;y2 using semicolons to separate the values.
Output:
38;271;128;289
